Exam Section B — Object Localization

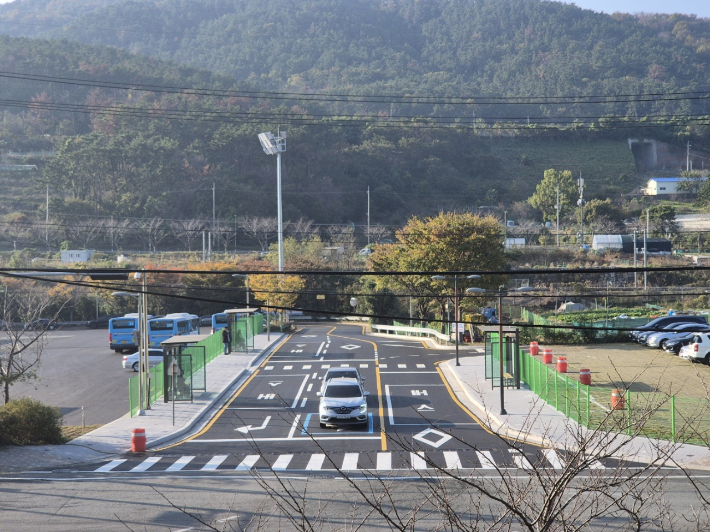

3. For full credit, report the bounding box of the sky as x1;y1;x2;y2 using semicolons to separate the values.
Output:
561;0;710;18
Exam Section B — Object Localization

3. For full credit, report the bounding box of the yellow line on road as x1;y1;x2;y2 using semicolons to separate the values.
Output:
329;325;387;451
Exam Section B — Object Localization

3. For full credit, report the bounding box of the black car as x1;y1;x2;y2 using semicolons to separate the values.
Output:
87;314;121;329
663;334;695;355
27;318;58;331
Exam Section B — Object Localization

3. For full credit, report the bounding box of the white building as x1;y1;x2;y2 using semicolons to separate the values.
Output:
60;250;95;263
645;177;706;195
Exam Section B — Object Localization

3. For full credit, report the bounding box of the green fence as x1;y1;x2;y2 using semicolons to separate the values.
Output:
128;314;263;417
519;349;710;445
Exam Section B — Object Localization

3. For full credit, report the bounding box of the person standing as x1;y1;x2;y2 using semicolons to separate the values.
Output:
222;326;231;354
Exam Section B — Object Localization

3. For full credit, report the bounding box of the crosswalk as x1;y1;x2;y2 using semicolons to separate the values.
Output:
86;449;609;474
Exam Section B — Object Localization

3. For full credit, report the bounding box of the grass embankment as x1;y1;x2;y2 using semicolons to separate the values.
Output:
62;425;103;441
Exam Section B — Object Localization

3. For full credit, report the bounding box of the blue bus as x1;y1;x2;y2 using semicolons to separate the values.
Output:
211;313;228;334
148;313;200;347
109;313;154;353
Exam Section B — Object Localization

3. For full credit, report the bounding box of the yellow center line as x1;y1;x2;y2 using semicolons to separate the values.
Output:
329;325;387;451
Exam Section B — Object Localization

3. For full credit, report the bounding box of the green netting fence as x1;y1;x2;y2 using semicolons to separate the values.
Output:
519;348;710;445
129;314;263;417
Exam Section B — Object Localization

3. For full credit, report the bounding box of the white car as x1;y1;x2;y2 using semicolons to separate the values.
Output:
319;367;365;395
317;377;369;428
122;349;165;372
679;333;710;364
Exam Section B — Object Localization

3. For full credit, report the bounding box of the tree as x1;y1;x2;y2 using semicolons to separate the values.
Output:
170;218;206;253
248;273;306;320
369;212;507;321
677;171;708;195
0;285;55;404
528;169;576;222
240;217;278;251
648;205;678;237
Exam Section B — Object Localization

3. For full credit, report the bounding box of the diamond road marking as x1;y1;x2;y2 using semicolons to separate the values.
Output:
341;344;361;350
413;428;452;448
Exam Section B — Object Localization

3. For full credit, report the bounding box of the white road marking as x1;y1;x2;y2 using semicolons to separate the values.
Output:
380;364;388;368
291;375;310;408
476;451;496;469
315;342;325;357
307;383;313;392
131;457;161;472
377;452;392;470
236;455;260;470
416;364;426;368
340;363;350;367
413;428;451;448
264;366;273;371
300;398;307;408
94;459;126;472
341;453;359;470
510;450;533;470
444;451;462;469
284;365;293;370
544;449;564;469
321;364;331;369
398;364;407;368
360;363;368;368
287;414;302;439
411;452;428;470
302;365;312;369
166;456;195;471
306;454;326;470
272;455;293;470
201;455;228;470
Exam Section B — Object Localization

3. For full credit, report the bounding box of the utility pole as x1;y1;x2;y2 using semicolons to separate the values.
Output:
556;186;560;247
45;185;49;250
633;229;638;288
687;141;691;172
367;186;371;244
577;173;585;248
209;182;215;261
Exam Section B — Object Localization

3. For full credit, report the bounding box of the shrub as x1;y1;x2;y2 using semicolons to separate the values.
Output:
0;397;65;445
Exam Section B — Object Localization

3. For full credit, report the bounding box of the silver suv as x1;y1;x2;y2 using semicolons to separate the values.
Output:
317;377;369;428
319;367;365;395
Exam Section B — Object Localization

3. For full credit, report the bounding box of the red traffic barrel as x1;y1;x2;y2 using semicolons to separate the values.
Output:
556;356;567;373
529;341;539;356
579;368;591;386
611;389;625;411
542;348;553;364
131;428;146;452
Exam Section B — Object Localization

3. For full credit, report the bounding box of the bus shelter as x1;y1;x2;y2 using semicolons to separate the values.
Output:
480;325;520;390
161;333;211;403
224;307;260;353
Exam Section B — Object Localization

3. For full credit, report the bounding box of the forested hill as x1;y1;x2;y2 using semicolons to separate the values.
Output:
0;0;708;119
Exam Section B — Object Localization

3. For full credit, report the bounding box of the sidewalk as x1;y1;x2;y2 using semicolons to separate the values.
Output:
0;332;288;473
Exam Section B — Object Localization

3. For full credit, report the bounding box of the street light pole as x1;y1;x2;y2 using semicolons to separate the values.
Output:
498;287;506;415
433;274;480;367
257;130;287;272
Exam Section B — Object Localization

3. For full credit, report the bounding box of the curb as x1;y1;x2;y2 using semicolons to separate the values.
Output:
439;359;555;448
146;333;289;450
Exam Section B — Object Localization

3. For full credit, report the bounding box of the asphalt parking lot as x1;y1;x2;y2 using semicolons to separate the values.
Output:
532;342;710;400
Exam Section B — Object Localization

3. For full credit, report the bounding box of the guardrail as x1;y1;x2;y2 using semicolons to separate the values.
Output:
371;324;451;344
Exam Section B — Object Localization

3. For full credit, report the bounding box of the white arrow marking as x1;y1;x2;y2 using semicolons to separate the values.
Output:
417;404;435;411
268;381;283;387
236;416;272;434
296;344;307;347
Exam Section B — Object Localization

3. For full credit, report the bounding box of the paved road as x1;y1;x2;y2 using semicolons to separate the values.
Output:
66;324;627;476
9;328;132;426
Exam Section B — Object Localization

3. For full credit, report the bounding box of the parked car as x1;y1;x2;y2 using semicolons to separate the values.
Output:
122;348;165;372
637;321;699;344
87;314;121;329
679;332;710;364
319;367;365;394
663;334;696;355
317;377;369;428
27;318;57;331
630;315;708;341
646;323;710;348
